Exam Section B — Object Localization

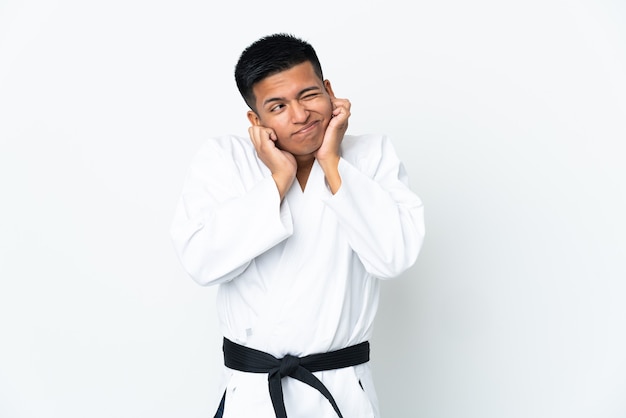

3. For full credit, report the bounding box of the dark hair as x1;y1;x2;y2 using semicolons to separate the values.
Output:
234;33;324;111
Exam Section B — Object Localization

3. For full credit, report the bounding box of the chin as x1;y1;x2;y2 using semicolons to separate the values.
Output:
282;137;323;155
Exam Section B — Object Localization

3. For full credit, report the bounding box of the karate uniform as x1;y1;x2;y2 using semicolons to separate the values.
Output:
170;133;425;417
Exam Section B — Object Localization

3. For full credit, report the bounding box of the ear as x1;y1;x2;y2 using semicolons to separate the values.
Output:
324;79;336;99
247;110;261;126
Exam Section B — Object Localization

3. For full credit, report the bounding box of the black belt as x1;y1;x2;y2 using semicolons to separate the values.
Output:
222;338;370;418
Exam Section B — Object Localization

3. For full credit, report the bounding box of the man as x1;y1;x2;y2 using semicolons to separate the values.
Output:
170;33;425;418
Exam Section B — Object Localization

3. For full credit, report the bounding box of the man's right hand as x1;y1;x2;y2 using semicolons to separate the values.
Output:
248;126;296;200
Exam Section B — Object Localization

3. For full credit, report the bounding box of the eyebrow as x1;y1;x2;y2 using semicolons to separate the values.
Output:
262;86;322;108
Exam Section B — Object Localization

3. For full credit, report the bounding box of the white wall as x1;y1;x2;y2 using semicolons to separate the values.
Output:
1;1;625;417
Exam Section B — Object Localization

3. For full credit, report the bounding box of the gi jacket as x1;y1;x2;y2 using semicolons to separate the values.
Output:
170;133;425;417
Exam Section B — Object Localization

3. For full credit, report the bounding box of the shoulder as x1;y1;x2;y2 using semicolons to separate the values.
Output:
340;133;397;162
188;134;268;185
188;134;257;168
339;133;406;179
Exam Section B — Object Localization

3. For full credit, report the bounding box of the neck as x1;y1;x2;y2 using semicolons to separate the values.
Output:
295;155;315;191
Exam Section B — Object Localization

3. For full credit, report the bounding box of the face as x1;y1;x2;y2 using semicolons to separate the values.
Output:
247;61;335;159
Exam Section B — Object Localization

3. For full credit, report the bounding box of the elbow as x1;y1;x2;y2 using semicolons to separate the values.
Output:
367;221;425;280
368;247;421;280
170;224;244;287
175;243;248;287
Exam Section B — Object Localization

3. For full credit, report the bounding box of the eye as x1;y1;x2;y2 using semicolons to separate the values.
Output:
302;93;320;100
269;103;285;112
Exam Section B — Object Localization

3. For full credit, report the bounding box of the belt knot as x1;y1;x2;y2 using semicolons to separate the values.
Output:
278;354;300;377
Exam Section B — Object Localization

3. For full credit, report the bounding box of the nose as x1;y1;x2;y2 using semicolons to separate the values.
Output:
290;101;309;123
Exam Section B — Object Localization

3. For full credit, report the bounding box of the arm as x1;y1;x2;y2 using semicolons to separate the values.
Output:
316;97;351;194
324;135;425;279
248;125;296;200
170;138;293;286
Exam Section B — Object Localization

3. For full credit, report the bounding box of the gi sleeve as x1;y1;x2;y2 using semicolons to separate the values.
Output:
170;138;293;286
324;135;425;279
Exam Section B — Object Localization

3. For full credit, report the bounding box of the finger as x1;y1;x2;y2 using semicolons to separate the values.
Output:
332;105;350;119
248;126;259;145
249;126;277;143
331;98;351;110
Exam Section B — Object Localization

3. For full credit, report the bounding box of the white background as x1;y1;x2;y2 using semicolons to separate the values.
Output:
1;0;625;417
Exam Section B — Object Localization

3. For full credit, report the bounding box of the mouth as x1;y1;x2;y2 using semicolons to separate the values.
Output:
294;120;319;136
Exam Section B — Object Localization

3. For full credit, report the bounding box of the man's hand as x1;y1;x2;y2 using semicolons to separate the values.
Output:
316;97;351;194
248;125;296;200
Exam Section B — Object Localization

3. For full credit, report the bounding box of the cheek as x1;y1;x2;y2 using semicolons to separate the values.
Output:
267;122;290;145
264;114;291;132
267;122;287;138
320;99;334;118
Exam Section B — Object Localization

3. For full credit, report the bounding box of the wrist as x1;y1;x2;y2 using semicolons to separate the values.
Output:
318;156;341;194
272;171;295;200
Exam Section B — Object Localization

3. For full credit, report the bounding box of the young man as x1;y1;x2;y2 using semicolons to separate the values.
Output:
170;33;425;418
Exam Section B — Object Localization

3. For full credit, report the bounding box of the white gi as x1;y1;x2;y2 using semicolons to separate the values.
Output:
170;133;425;417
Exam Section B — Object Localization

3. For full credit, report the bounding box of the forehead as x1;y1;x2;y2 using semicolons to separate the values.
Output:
253;62;323;101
